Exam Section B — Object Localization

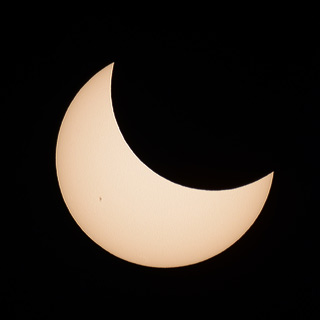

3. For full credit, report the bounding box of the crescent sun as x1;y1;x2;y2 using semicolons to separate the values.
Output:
56;63;273;268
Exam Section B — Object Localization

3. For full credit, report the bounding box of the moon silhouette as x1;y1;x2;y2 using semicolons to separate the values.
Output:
56;63;273;268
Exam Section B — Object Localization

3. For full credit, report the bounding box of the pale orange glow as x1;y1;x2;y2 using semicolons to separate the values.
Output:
56;63;273;268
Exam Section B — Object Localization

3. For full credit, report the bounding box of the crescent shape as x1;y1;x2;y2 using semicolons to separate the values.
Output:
56;63;273;268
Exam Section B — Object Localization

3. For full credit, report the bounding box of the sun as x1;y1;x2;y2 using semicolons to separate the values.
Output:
56;63;273;268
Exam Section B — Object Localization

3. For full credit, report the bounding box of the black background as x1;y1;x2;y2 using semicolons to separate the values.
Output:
5;12;319;317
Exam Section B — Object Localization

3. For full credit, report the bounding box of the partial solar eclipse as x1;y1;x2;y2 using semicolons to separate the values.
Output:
56;63;273;268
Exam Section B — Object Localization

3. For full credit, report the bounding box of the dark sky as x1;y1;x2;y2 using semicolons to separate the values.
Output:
6;13;319;317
